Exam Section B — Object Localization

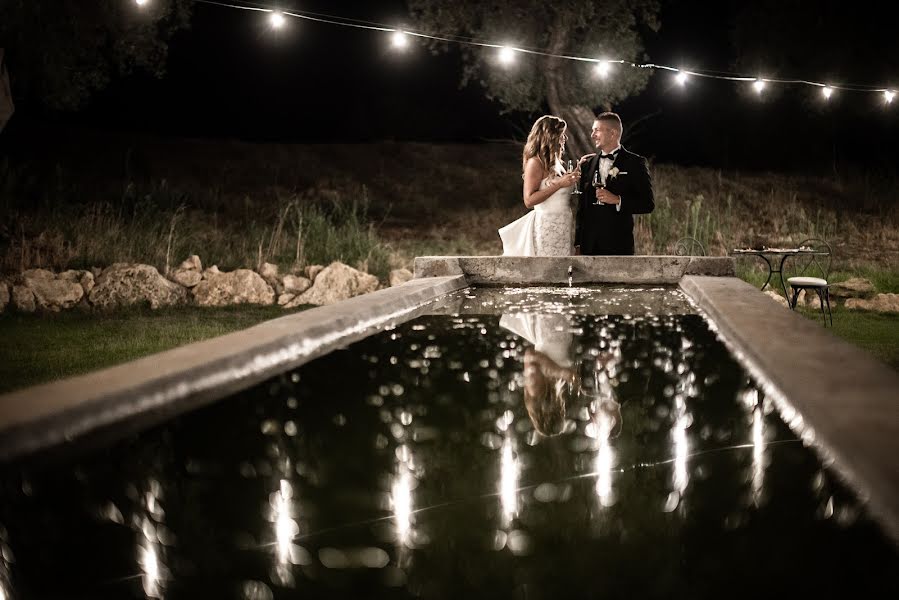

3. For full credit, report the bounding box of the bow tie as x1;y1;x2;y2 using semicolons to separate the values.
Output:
599;152;618;160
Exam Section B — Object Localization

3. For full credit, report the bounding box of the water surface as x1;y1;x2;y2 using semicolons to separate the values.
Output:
1;286;895;599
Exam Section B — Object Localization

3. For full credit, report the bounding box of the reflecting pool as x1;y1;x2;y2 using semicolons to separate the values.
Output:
1;286;896;599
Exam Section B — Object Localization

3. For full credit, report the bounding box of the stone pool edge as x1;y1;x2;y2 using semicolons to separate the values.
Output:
0;275;468;463
414;255;734;283
680;275;899;542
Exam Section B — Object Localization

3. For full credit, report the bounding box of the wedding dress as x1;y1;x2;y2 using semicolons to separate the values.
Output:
498;177;574;256
499;313;574;368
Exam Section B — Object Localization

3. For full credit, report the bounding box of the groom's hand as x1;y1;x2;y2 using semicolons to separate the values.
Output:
596;188;620;205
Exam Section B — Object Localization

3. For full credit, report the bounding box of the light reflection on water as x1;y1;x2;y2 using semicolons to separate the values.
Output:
0;286;895;598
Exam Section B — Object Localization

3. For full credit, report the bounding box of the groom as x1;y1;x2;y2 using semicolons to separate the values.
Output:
574;112;655;255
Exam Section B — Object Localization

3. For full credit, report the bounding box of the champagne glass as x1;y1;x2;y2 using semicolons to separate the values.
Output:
568;160;582;195
592;170;604;204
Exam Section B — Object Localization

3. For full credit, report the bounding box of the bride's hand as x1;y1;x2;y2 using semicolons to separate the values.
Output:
559;171;580;188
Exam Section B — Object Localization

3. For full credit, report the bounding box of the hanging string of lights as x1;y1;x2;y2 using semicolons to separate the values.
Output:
134;0;896;105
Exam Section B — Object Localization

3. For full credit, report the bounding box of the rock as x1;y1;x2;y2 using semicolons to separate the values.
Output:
193;269;275;307
91;267;103;279
170;269;203;288
277;293;296;306
845;293;899;313
304;264;325;282
80;271;95;294
829;277;875;299
286;262;379;307
763;290;789;308
59;269;94;295
179;255;202;272
203;265;222;279
0;280;9;312
389;268;413;287
23;268;84;311
12;285;36;313
89;263;189;309
259;262;279;280
282;274;312;294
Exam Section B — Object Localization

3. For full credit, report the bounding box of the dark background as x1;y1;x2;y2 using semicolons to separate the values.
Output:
4;0;899;173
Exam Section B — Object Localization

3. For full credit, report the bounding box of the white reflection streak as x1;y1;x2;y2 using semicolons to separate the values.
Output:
594;410;615;506
392;463;414;545
500;436;519;525
752;405;765;503
139;540;161;599
274;479;296;564
672;397;689;495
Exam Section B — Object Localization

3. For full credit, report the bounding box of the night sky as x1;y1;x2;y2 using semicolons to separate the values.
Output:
11;0;899;172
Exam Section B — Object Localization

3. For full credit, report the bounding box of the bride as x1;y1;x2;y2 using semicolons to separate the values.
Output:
498;115;581;256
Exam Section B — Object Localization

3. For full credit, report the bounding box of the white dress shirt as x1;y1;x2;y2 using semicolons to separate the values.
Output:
599;145;622;211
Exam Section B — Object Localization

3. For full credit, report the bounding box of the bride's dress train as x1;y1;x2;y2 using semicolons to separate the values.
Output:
498;176;574;256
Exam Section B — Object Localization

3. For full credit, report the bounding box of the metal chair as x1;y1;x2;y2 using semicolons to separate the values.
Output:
786;238;833;326
673;237;706;256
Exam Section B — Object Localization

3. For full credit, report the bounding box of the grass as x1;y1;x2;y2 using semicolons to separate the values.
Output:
795;306;899;372
0;304;310;394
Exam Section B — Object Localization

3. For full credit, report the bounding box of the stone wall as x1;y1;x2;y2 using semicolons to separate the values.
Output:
0;255;414;313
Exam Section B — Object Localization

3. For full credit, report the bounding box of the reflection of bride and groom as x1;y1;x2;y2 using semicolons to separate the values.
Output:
500;313;621;440
499;112;655;257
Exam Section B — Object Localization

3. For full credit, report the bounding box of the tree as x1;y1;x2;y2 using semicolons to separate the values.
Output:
0;0;192;112
407;0;661;156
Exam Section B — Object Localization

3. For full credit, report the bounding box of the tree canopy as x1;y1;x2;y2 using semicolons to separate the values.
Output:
0;0;192;113
407;0;662;156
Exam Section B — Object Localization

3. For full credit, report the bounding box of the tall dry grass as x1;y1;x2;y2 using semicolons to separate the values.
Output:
2;138;897;280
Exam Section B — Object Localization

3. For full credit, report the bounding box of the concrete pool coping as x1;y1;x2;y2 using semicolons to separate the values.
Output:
1;255;896;541
681;275;899;541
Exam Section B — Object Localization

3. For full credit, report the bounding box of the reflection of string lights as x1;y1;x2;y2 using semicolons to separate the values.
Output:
139;541;162;599
134;0;899;106
594;409;615;507
500;435;519;525
392;463;414;545
752;405;765;503
672;402;689;496
273;479;298;565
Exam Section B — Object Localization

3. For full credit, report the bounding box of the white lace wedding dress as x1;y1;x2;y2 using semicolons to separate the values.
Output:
498;176;574;256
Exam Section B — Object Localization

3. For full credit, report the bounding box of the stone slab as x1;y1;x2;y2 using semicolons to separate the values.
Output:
414;256;734;284
0;276;467;462
680;275;899;542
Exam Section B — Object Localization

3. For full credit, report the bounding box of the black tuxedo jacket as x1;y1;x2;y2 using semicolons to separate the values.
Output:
575;147;654;255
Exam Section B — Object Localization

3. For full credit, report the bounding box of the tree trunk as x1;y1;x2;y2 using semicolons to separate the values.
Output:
544;14;594;159
0;49;15;133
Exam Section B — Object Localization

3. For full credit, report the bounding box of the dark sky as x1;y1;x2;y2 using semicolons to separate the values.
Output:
17;0;899;172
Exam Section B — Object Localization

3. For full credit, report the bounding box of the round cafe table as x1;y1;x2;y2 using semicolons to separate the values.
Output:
730;247;829;300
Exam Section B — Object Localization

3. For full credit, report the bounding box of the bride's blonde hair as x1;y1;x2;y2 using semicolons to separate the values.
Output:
523;115;567;177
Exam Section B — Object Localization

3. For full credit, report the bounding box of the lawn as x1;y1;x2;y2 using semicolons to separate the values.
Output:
0;304;309;394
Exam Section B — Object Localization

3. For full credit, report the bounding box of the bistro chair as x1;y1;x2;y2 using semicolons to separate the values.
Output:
673;236;706;257
785;238;833;326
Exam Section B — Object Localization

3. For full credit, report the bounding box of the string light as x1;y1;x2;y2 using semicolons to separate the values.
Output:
187;0;896;107
595;60;611;78
498;46;517;65
268;11;286;29
390;30;409;49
